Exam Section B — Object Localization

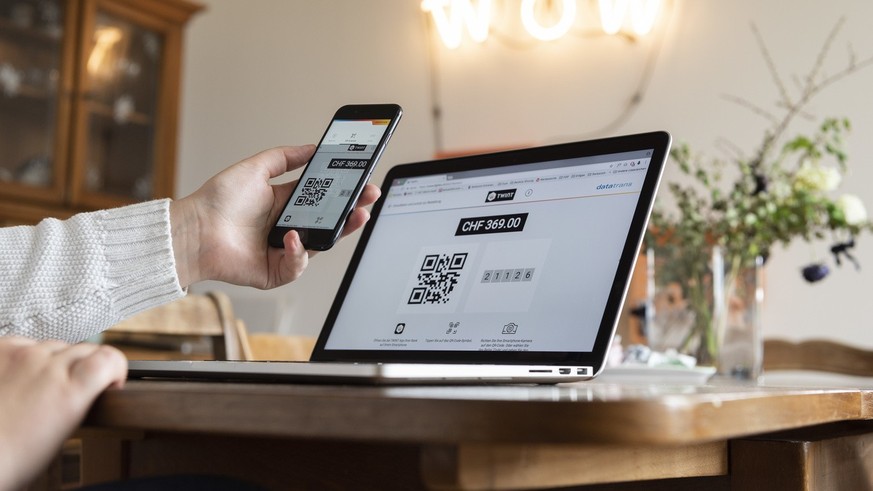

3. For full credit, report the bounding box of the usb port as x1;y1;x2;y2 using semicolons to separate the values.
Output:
559;368;571;375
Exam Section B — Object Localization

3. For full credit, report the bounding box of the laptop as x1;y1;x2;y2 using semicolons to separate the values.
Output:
128;131;670;384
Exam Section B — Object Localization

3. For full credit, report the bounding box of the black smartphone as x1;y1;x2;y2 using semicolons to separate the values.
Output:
268;104;402;251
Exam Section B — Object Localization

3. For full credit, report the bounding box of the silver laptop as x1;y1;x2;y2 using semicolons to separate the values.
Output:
128;131;670;384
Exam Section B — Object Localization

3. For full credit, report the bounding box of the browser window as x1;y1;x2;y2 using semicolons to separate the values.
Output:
326;150;652;352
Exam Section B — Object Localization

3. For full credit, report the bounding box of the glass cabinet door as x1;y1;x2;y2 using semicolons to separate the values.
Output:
0;0;72;202
73;1;166;206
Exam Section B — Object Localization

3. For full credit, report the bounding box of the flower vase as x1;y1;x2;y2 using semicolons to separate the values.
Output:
645;245;764;379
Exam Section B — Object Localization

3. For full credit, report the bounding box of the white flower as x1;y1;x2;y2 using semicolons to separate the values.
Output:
770;180;792;199
794;163;841;192
837;194;868;225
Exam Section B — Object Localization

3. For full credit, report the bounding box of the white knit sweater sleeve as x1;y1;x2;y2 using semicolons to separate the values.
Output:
0;199;185;342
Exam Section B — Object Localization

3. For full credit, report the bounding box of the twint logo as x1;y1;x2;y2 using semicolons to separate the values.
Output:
485;189;516;202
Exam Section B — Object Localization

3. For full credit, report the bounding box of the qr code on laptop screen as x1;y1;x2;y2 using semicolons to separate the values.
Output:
408;252;469;305
294;178;333;207
398;245;479;315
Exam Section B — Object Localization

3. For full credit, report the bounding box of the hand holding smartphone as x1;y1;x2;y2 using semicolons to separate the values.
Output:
269;104;402;251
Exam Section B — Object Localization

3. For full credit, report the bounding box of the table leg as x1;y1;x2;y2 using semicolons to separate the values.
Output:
731;421;873;490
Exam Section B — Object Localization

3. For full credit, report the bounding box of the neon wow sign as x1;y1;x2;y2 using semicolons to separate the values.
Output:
421;0;661;49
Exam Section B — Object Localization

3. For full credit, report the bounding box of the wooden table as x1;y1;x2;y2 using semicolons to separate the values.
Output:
77;376;873;490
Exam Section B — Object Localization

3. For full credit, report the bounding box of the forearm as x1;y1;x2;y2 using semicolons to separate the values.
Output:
0;200;184;342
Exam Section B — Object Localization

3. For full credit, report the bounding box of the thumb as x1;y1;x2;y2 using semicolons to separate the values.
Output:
266;230;309;289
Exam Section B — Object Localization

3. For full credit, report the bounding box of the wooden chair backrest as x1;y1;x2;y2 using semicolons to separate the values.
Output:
104;291;252;360
247;334;316;361
763;339;873;377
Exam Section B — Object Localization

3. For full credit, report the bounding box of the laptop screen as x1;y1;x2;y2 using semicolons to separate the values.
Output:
313;132;669;366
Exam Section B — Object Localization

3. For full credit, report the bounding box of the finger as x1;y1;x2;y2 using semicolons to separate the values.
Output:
275;181;379;213
280;145;316;174
0;336;38;348
268;154;321;224
279;230;309;284
51;342;105;366
248;145;316;182
270;182;380;238
271;179;299;218
37;339;71;354
68;345;128;396
356;184;382;207
303;206;374;258
340;208;371;240
325;187;380;246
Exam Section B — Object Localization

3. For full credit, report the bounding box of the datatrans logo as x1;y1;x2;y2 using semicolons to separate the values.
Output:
596;182;632;190
485;189;516;203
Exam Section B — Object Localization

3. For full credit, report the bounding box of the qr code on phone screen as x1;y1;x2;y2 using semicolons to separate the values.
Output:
407;253;468;305
294;178;333;206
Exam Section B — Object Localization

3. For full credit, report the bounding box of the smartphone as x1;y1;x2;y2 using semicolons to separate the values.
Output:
268;104;402;251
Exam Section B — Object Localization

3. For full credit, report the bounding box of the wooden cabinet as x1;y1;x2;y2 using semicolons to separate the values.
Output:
0;0;201;225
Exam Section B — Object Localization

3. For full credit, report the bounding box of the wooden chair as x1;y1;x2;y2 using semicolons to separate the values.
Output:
247;334;316;361
763;339;873;377
102;291;252;361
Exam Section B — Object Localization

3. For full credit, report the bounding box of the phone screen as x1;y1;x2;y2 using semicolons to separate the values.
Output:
270;104;401;250
276;118;392;231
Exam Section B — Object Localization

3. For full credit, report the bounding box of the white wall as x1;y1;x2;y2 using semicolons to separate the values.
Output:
178;1;873;345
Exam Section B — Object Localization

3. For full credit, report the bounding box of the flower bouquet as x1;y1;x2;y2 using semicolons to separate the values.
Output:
645;20;873;375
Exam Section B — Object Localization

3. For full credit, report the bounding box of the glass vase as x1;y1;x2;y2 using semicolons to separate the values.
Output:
645;245;764;379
